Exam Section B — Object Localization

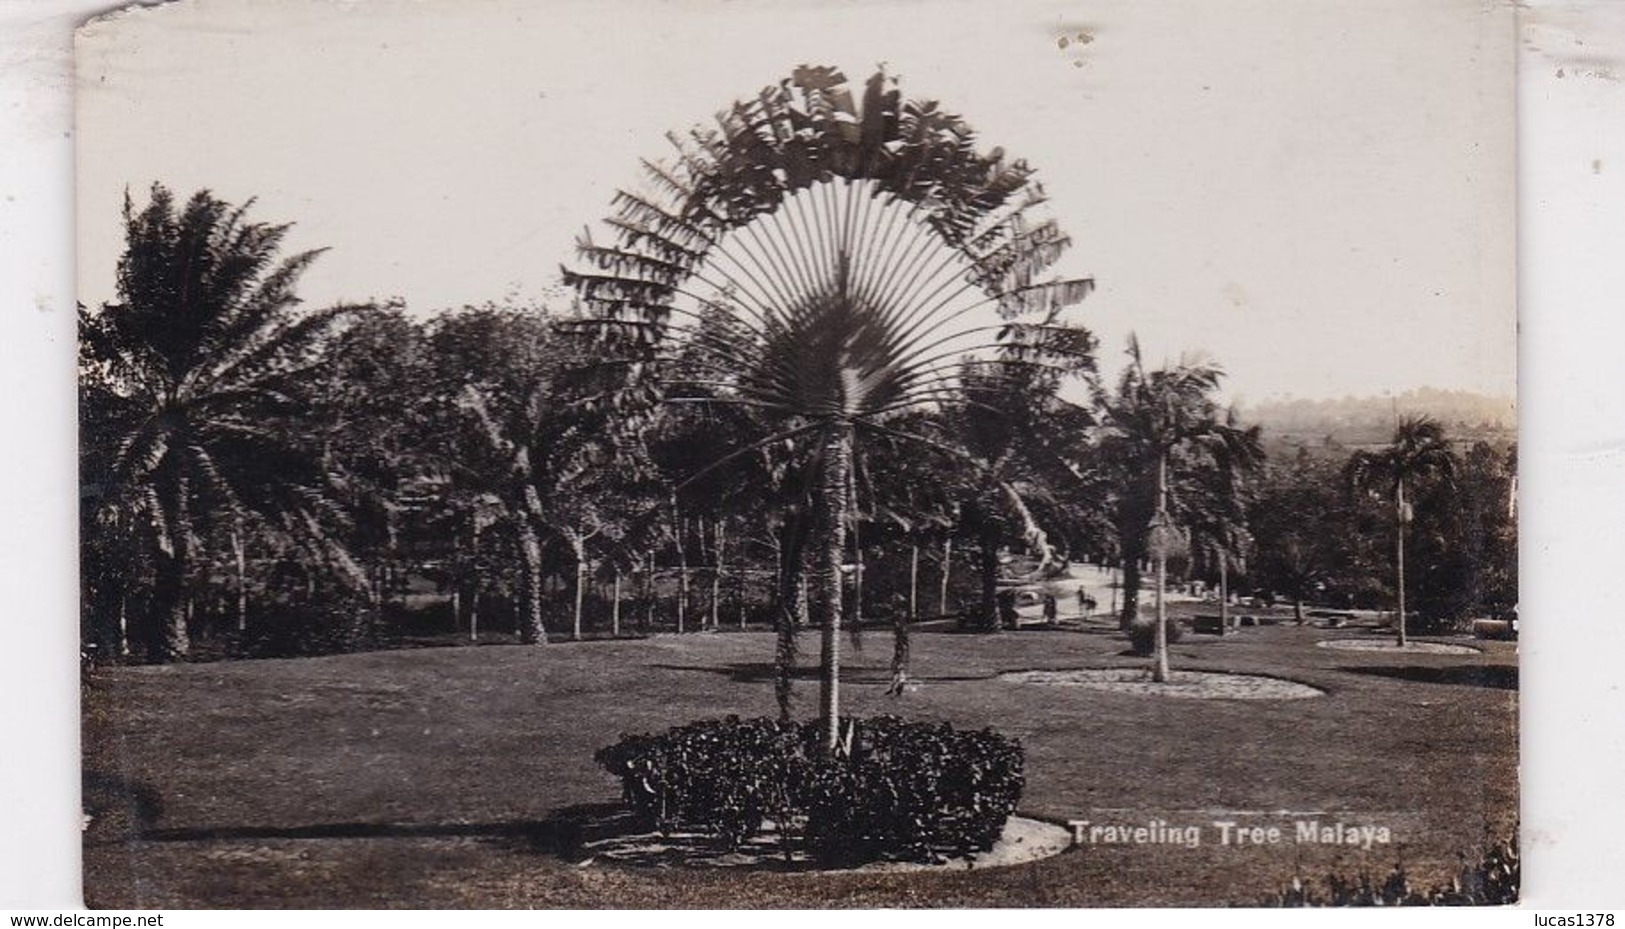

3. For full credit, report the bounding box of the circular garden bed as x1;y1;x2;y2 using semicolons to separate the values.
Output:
997;667;1326;700
1315;639;1480;656
578;813;1073;872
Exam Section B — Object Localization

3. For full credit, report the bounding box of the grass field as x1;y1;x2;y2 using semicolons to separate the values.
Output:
82;613;1517;908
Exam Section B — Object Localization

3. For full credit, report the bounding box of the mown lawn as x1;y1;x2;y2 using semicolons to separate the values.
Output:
82;618;1517;908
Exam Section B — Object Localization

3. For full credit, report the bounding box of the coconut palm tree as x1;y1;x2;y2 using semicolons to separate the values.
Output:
308;303;431;620
1345;415;1456;646
937;354;1098;632
428;304;650;644
566;67;1095;749
1097;337;1262;681
80;184;361;660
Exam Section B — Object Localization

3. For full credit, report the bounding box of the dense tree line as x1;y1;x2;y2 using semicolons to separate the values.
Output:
77;191;1517;655
78;186;1516;668
1250;435;1517;634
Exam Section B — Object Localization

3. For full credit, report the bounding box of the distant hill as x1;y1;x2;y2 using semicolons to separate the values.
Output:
1238;388;1516;451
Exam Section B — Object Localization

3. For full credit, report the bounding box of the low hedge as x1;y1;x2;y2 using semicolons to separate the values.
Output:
594;717;803;849
595;715;1024;866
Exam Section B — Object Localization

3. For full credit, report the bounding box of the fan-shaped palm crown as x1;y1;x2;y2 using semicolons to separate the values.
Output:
565;66;1093;428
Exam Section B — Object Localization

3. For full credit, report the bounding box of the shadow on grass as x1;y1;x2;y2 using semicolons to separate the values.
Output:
83;770;166;842
132;802;631;862
127;802;823;870
1336;664;1518;690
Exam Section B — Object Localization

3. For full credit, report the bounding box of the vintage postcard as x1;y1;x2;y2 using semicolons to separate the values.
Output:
76;0;1517;908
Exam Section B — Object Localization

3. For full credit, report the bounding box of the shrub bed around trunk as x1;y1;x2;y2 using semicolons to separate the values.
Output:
594;715;1024;866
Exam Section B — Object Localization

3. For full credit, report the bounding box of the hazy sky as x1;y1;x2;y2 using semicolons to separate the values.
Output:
75;0;1516;404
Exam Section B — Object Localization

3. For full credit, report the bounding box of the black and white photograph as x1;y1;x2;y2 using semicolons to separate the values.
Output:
69;0;1521;909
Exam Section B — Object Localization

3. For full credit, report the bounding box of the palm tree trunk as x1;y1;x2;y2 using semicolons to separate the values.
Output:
468;521;482;642
117;594;129;658
1110;561;1119;617
712;520;725;631
367;562;382;612
1218;550;1230;629
1395;479;1408;647
816;425;853;752
1118;555;1142;629
771;530;784;611
908;542;920;623
976;531;999;632
774;533;803;722
939;537;953;617
150;471;192;661
231;519;248;633
1153;453;1171;683
572;555;586;641
852;525;864;629
611;570;622;637
644;549;656;632
151;552;189;660
891;542;918;694
673;508;689;634
516;517;547;645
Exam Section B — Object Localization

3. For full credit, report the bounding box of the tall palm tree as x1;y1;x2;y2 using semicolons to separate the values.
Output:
310;304;430;620
428;304;648;644
939;355;1097;632
852;433;957;694
1097;337;1261;681
642;369;814;715
1346;415;1456;646
566;67;1095;749
80;184;360;660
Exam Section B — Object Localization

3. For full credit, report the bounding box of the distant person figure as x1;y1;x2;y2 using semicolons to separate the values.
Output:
1077;586;1096;619
1043;593;1058;626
